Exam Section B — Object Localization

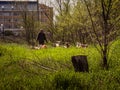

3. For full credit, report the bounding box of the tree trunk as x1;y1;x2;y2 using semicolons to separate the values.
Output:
71;55;89;72
102;50;108;69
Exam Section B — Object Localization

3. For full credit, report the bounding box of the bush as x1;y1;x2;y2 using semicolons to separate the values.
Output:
4;30;14;36
52;71;90;90
0;46;8;57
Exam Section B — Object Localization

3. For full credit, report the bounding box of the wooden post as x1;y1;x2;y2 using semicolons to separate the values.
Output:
71;55;89;72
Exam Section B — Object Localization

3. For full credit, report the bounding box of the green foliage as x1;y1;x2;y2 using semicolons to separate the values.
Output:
52;70;120;90
52;71;90;90
0;41;120;89
108;39;120;69
4;30;14;36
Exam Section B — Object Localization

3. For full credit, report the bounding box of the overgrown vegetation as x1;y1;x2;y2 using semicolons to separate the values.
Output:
0;39;120;90
0;0;119;89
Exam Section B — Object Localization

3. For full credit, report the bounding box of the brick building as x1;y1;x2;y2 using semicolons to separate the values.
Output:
39;4;53;23
0;0;53;33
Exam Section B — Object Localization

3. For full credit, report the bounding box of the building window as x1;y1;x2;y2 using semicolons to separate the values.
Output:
8;19;11;22
15;25;19;28
0;13;2;15
4;13;10;16
8;25;11;28
1;6;5;10
14;13;19;16
15;19;18;22
11;6;14;10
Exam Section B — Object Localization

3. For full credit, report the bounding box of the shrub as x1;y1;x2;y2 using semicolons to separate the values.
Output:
4;30;14;36
52;71;90;90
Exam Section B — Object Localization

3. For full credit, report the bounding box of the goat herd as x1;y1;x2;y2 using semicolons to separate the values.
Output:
32;41;88;49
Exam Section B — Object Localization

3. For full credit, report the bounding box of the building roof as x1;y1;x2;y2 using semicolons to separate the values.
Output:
0;0;36;1
0;0;37;3
0;0;37;4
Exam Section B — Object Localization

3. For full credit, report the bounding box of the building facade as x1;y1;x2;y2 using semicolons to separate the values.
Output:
0;0;53;33
39;4;53;23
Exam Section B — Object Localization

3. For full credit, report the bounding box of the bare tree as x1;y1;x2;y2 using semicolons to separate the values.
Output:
14;0;40;45
83;0;120;69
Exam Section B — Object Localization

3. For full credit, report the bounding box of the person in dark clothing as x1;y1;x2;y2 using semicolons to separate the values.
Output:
37;30;47;45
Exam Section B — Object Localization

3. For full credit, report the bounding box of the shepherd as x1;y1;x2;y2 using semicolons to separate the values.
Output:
37;30;47;48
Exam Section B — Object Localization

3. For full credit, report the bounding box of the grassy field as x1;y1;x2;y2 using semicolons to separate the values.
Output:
0;40;120;90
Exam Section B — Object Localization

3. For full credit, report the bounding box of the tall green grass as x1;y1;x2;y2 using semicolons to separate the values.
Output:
0;41;120;90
